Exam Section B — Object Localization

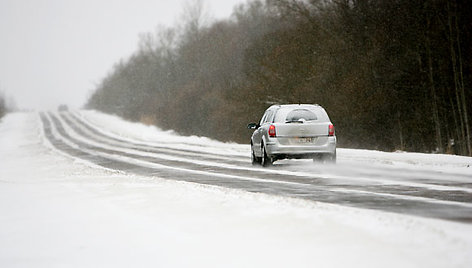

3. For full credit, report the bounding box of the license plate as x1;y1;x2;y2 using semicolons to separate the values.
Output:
297;137;314;143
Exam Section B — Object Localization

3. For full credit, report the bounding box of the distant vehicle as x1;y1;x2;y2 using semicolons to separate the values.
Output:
58;105;68;112
248;104;336;166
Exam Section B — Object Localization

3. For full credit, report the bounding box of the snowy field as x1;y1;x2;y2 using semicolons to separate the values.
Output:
1;111;471;268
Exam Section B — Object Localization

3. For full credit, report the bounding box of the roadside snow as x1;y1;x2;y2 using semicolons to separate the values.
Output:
1;112;471;268
79;110;472;175
77;110;248;157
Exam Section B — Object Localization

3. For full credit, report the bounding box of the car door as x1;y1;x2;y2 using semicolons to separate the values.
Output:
252;111;267;156
259;110;276;147
255;109;277;155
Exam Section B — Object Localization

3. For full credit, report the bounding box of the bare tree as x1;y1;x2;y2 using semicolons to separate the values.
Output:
180;0;212;43
86;0;472;153
0;91;7;118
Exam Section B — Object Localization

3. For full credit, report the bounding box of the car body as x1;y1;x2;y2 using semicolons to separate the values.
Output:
248;104;336;166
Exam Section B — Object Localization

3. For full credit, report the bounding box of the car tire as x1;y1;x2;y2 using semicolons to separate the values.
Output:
312;154;323;163
313;152;336;164
251;145;261;165
261;144;272;167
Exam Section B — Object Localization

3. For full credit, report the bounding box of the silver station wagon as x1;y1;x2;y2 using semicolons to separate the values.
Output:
248;104;336;166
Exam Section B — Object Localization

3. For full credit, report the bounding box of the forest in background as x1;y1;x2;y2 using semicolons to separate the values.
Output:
0;92;7;119
86;0;472;156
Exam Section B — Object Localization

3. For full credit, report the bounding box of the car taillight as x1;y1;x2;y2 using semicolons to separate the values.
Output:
329;124;335;136
268;125;276;137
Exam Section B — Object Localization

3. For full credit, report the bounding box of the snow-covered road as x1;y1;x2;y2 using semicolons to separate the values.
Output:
40;111;472;222
1;111;471;267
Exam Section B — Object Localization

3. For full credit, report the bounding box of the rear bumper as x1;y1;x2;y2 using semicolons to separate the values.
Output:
265;136;336;160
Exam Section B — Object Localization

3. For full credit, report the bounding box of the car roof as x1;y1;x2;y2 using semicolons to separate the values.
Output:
268;104;321;110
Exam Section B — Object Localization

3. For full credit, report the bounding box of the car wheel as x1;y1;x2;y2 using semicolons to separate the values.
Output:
313;152;336;164
312;154;323;163
261;144;272;167
251;145;261;165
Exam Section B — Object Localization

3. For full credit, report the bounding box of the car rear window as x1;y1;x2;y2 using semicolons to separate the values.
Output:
273;106;329;123
285;109;318;122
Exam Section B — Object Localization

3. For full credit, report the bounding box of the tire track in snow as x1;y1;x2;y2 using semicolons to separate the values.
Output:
69;111;248;162
40;112;472;223
72;111;472;190
64;112;472;203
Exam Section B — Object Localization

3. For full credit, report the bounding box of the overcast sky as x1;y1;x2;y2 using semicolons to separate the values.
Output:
0;0;245;110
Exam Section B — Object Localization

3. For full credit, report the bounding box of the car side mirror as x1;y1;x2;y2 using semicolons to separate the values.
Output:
247;123;260;129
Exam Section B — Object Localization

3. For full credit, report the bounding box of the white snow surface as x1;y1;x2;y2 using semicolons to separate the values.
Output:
0;111;471;268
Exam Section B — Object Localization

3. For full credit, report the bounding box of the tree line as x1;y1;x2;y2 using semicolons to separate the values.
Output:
86;0;472;156
0;92;7;119
0;89;16;119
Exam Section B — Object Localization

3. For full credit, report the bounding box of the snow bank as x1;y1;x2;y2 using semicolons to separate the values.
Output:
1;112;471;268
78;110;248;157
